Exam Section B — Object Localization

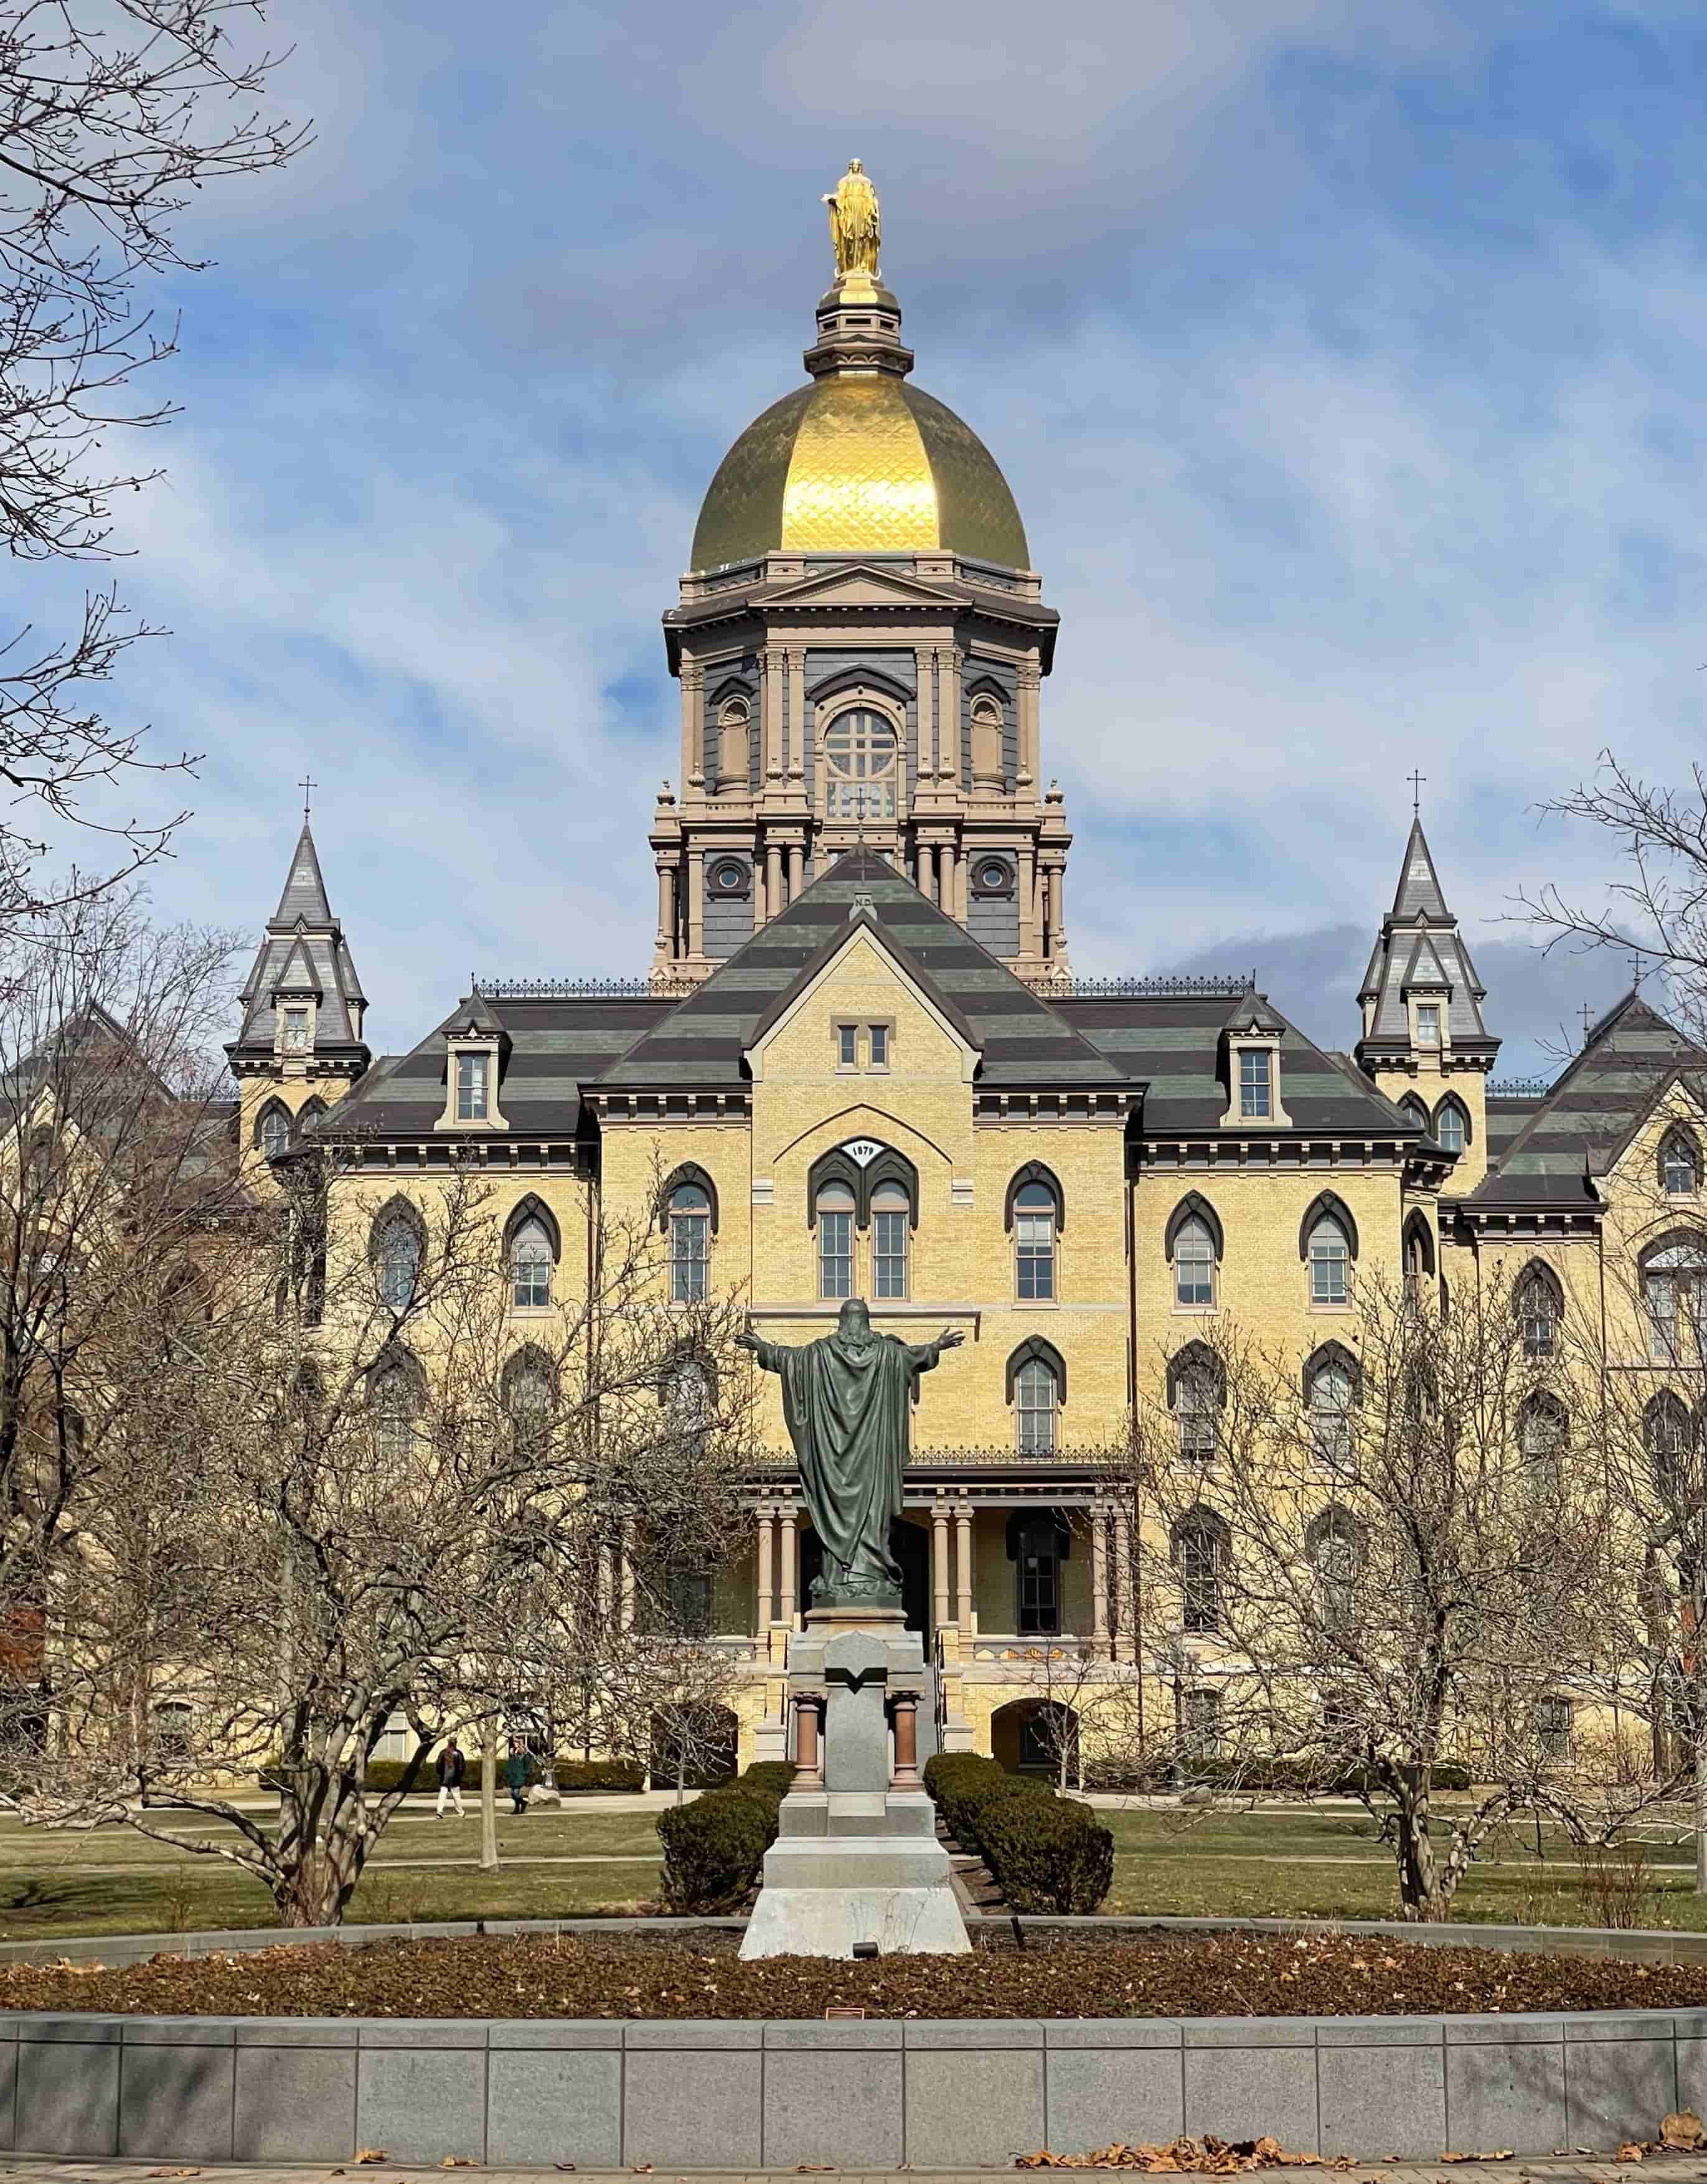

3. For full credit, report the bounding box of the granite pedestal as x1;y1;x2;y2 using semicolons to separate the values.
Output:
740;1610;970;1959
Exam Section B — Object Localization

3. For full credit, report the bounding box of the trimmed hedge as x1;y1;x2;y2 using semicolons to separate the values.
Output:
923;1752;1113;1915
657;1761;793;1913
260;1755;649;1796
1081;1756;1475;1796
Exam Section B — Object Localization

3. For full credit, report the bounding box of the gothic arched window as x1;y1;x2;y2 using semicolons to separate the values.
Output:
1174;1216;1216;1309
370;1358;419;1463
816;1180;855;1300
1171;1345;1221;1462
1662;1127;1701;1198
372;1204;425;1312
1306;1504;1358;1628
257;1101;291;1163
1434;1095;1469;1157
503;1347;555;1459
1307;1353;1356;1467
1015;1355;1059;1454
510;1215;552;1311
667;1182;710;1304
1519;1390;1568;1485
1642;1232;1707;1362
1172;1507;1228;1633
1013;1180;1057;1300
872;1179;909;1300
1515;1262;1562;1360
1306;1213;1350;1306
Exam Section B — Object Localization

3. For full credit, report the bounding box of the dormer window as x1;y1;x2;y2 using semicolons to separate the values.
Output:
1221;1002;1291;1131
456;1052;489;1123
1416;1003;1441;1048
281;1007;309;1054
1238;1049;1271;1119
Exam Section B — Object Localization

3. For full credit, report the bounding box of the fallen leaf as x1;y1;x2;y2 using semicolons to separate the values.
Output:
1663;2112;1705;2152
355;2152;389;2167
1617;2145;1645;2163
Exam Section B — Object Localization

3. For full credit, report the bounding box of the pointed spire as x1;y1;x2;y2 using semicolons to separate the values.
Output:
1390;815;1451;921
273;819;334;926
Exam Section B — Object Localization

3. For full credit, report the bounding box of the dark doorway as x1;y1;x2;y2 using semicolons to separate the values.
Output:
800;1517;932;1636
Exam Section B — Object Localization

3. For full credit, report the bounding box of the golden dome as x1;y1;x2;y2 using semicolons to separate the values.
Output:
691;371;1029;573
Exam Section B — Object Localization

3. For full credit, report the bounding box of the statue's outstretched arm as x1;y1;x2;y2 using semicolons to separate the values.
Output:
907;1326;966;1370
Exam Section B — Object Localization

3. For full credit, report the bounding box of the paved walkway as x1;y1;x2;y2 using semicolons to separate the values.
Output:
3;2157;1705;2183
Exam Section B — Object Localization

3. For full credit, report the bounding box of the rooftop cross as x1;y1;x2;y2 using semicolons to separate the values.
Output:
298;774;317;818
1581;1000;1594;1046
1408;770;1427;814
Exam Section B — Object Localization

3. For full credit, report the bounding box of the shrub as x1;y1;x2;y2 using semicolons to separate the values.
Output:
553;1759;646;1793
657;1761;794;1913
978;1789;1114;1914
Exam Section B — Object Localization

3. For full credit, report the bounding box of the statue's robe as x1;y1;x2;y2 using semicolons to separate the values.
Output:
754;1329;946;1603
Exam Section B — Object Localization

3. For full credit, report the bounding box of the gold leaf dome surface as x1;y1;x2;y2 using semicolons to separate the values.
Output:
691;372;1029;573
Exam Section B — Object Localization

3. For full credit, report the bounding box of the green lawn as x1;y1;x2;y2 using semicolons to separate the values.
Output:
0;1796;1700;1947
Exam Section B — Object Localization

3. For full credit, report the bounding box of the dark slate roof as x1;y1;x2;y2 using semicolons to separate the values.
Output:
1057;1000;1418;1139
235;819;367;1052
597;849;1131;1093
1357;816;1495;1049
1465;990;1701;1210
328;996;670;1137
1485;1093;1545;1168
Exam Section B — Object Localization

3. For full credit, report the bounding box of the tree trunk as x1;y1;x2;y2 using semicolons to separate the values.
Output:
1693;1736;1707;1895
481;1725;499;1871
272;1846;351;1928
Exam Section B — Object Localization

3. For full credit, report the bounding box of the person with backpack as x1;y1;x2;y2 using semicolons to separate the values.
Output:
504;1740;536;1816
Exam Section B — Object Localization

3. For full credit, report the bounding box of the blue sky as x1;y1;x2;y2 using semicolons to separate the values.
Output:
60;0;1707;1074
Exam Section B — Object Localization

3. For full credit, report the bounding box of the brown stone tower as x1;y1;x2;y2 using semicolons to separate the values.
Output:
651;164;1073;992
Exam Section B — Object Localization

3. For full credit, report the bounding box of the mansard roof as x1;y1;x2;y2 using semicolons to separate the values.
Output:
598;849;1129;1094
1059;1002;1419;1139
1391;816;1450;920
1465;989;1702;1211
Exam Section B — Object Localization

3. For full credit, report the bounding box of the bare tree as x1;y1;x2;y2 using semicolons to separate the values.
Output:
19;1154;753;1926
1129;1269;1614;1921
1;1;308;924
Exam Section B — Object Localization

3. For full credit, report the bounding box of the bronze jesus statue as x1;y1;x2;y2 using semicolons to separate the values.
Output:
736;1299;964;1609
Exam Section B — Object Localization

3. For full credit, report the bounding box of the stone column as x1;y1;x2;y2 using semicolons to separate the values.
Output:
917;842;934;900
938;647;961;782
761;645;783;784
1112;1504;1132;1664
1091;1505;1109;1659
779;1508;798;1629
1025;846;1045;958
682;659;705;793
794;1692;823;1789
954;1504;973;1630
752;847;768;930
916;644;936;780
786;647;807;782
936;842;954;913
757;1506;774;1631
1017;844;1037;959
891;1695;921;1789
787;840;804;901
931;1502;951;1631
656;862;677;960
1046;864;1066;956
687;849;705;959
954;842;968;923
1017;661;1041;791
766;840;784;918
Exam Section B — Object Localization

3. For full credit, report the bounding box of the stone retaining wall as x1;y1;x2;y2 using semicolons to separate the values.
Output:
1;2005;1705;2168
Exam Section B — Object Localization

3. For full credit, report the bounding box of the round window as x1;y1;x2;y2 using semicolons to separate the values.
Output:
824;708;898;778
710;860;747;895
979;861;1008;890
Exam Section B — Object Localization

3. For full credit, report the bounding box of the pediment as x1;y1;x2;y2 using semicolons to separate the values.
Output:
759;563;965;613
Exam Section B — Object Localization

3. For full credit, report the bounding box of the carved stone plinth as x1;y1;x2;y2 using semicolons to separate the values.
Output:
738;1609;970;1959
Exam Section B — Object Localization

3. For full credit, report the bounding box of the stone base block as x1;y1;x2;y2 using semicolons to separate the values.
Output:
740;1881;971;1959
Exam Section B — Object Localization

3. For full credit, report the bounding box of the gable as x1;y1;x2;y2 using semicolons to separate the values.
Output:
758;563;966;613
746;922;980;1085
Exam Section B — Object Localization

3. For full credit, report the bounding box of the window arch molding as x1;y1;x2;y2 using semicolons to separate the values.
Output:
254;1097;293;1157
805;1142;918;1230
709;674;754;715
1660;1124;1702;1197
1004;1162;1066;1235
1301;1339;1361;1406
367;1194;426;1293
505;1193;562;1265
1305;1500;1362;1566
1164;1192;1223;1264
1297;1191;1359;1264
1167;1338;1225;1410
1402;1209;1436;1278
1518;1387;1569;1467
502;1342;558;1411
805;661;911;711
1432;1091;1471;1149
1398;1094;1430;1133
1644;1388;1697;1467
296;1096;328;1134
657;1163;719;1237
1515;1256;1563;1313
365;1343;426;1409
1005;1334;1067;1408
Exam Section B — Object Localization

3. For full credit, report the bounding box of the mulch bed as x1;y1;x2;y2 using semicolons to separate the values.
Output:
2;1926;1706;2020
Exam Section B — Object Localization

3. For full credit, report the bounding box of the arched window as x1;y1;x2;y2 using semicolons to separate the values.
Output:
1306;1505;1358;1629
1172;1508;1228;1633
872;1179;909;1300
503;1347;554;1459
664;1352;712;1456
1170;1345;1221;1462
154;1699;194;1761
298;1096;327;1136
1399;1095;1429;1134
1015;1355;1059;1455
717;695;751;790
1174;1216;1216;1309
667;1183;709;1304
1403;1213;1435;1301
1306;1350;1356;1467
1013;1180;1056;1301
817;1180;854;1300
370;1358;418;1463
1519;1390;1568;1484
257;1101;291;1162
1511;1262;1560;1359
372;1204;424;1312
1434;1096;1469;1157
970;694;1004;788
1642;1233;1707;1362
822;707;899;821
1662;1127;1701;1198
1307;1214;1350;1306
1644;1390;1696;1488
1535;1696;1573;1761
510;1215;552;1311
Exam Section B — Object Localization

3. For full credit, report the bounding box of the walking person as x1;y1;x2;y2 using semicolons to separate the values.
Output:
435;1736;467;1819
504;1740;535;1817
